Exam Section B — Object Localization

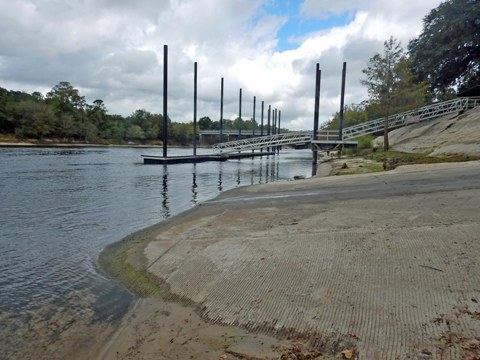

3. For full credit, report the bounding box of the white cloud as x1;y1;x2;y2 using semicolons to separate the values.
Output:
0;0;443;130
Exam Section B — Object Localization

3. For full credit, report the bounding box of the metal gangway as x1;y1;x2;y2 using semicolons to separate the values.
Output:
213;97;480;153
212;131;311;153
343;97;480;139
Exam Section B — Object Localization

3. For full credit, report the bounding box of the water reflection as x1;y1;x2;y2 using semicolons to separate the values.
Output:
217;162;223;192
191;165;198;205
162;171;170;218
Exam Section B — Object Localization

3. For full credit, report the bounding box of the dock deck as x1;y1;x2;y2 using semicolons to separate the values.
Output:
142;151;276;164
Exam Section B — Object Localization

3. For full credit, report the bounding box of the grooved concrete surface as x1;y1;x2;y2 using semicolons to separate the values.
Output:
144;162;480;359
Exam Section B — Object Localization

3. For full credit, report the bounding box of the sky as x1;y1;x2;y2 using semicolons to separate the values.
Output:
0;0;444;130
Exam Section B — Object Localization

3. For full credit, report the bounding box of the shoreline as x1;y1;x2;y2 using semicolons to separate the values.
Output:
0;142;210;148
92;160;480;359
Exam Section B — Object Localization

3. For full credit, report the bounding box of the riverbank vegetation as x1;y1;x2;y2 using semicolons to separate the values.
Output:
329;150;480;176
322;0;479;151
0;82;265;146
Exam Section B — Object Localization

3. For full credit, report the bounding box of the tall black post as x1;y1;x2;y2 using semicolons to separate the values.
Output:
238;88;242;136
275;109;282;154
267;105;271;135
261;101;264;152
274;108;277;134
252;96;256;154
261;101;264;136
312;63;321;176
278;110;281;134
163;45;168;158
220;77;224;143
193;62;197;156
252;96;256;136
267;105;271;152
339;61;347;143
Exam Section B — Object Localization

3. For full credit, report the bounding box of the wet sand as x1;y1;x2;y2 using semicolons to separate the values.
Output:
89;161;480;359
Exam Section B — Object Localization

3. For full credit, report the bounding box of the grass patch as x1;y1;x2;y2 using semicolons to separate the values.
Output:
0;134;21;143
366;151;480;170
98;232;162;298
115;251;162;297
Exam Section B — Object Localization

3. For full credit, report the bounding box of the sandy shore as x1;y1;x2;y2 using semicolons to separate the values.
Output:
90;160;480;360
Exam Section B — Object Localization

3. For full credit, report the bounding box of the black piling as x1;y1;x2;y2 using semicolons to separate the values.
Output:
278;110;282;153
220;77;224;143
253;96;256;136
312;63;321;176
278;110;281;134
193;62;197;156
252;96;256;154
163;45;168;158
267;105;271;135
339;62;347;144
238;88;242;137
261;101;264;136
267;105;271;152
273;108;277;135
261;100;264;152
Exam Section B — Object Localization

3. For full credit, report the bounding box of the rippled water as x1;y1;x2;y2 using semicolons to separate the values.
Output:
0;146;312;354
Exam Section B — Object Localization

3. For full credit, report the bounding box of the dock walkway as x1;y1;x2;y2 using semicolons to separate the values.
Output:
141;151;275;164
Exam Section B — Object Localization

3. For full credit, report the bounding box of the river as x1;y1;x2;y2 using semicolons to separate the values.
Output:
0;146;313;358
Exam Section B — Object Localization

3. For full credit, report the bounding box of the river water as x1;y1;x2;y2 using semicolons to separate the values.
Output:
0;146;313;358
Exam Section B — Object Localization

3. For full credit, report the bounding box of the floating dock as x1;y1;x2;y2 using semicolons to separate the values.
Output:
142;151;276;164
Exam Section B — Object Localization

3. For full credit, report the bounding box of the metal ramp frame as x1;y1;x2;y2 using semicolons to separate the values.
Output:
212;132;311;153
212;97;480;153
343;97;480;139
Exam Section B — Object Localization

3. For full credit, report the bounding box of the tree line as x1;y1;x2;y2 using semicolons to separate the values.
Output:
0;81;275;145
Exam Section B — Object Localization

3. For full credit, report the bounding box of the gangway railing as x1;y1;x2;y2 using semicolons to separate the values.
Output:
212;97;480;152
213;132;311;153
343;97;480;139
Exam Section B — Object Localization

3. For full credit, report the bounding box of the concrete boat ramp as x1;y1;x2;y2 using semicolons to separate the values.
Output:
103;161;480;359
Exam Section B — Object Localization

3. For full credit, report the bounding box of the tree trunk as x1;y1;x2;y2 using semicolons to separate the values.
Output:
383;112;389;151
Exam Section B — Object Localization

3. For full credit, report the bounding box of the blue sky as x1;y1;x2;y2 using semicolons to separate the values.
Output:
262;0;352;51
0;0;444;130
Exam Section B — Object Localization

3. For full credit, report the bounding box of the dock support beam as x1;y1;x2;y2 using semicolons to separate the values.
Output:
220;77;224;143
339;61;347;155
238;88;242;137
163;45;168;158
312;63;321;176
193;62;197;156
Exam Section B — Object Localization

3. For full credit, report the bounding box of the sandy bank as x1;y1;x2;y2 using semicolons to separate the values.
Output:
92;160;480;360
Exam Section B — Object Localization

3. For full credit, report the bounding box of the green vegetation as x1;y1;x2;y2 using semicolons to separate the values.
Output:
0;82;262;146
325;0;478;149
367;151;480;170
98;231;162;298
408;0;480;99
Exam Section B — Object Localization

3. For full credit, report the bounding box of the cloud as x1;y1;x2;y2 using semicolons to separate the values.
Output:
0;0;443;130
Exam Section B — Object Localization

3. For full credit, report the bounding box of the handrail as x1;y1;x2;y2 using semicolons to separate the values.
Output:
212;97;480;151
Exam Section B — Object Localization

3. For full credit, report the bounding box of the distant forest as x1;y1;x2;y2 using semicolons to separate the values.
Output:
0;82;265;146
0;0;477;145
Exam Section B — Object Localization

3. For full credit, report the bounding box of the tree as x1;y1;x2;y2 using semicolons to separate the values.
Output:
125;125;145;141
128;109;163;140
323;103;368;130
198;116;213;130
408;0;480;98
361;37;418;151
14;100;56;138
45;82;86;114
